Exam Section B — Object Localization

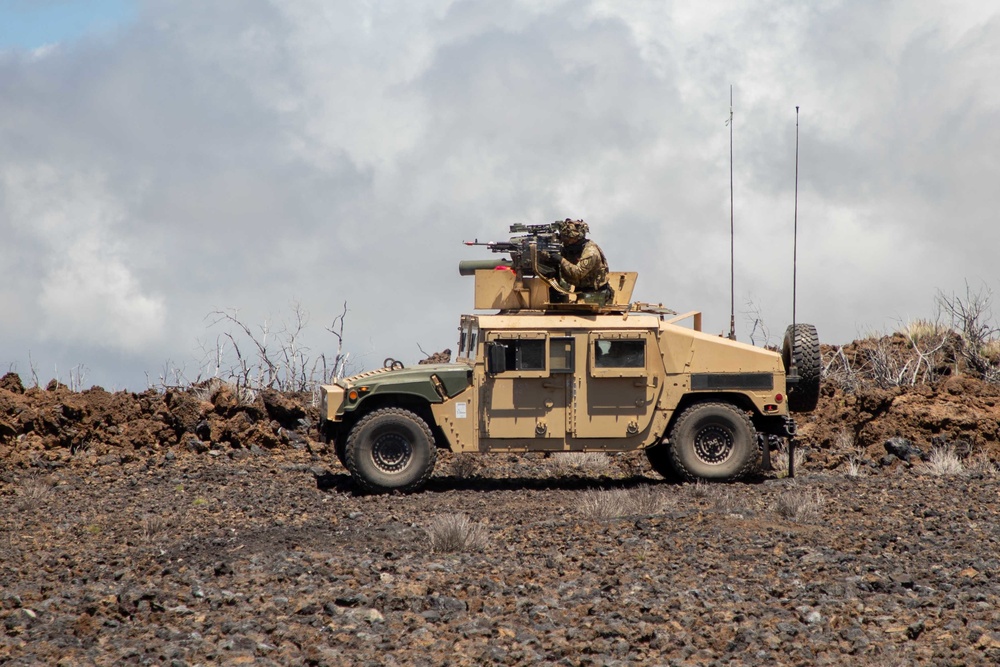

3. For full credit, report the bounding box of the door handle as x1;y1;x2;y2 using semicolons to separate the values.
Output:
542;382;557;389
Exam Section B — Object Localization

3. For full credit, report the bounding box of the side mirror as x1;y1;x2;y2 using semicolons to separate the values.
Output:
486;342;507;375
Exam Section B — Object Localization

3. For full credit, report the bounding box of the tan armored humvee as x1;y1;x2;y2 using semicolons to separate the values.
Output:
319;260;819;494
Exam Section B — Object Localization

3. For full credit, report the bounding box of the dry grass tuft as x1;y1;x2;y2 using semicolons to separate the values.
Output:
772;488;826;521
580;489;625;520
926;446;964;476
900;319;950;347
580;486;667;520
711;489;756;516
833;430;855;451
686;483;756;516
980;339;1000;365
626;485;667;515
426;514;489;553
554;452;611;473
16;478;52;511
450;455;478;479
771;442;807;478
967;450;998;475
0;530;13;556
844;456;867;478
140;514;171;541
687;481;711;499
20;478;52;500
191;378;258;406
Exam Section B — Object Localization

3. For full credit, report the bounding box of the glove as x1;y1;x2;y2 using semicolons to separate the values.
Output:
540;250;562;263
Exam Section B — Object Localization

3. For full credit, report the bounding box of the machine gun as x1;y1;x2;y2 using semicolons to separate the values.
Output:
461;222;563;278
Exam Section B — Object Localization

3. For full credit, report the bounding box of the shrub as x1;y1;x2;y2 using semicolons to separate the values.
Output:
938;283;1000;380
426;514;489;553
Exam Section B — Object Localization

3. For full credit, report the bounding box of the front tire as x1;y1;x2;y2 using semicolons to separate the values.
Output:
344;408;437;493
645;442;681;482
669;402;759;482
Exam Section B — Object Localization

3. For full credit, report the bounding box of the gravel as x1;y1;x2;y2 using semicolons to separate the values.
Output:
3;448;999;666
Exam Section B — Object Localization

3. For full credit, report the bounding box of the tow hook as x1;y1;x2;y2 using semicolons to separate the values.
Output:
784;417;797;437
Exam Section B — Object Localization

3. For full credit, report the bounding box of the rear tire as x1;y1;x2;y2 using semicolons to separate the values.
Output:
345;408;437;493
782;324;821;412
669;402;759;482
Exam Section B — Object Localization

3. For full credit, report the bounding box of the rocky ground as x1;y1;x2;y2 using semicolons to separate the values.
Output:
2;369;1000;665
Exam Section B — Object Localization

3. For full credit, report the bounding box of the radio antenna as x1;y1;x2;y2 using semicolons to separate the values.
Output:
788;105;801;479
727;85;736;340
791;106;800;367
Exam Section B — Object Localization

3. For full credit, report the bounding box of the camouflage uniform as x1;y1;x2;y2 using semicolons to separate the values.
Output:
557;220;609;291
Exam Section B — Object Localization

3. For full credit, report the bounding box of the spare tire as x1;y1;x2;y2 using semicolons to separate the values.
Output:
782;323;821;412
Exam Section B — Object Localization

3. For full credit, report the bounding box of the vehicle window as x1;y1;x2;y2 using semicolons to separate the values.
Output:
496;338;545;371
594;339;645;369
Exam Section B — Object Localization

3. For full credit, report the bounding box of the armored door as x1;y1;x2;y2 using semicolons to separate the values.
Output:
480;332;572;445
571;331;659;439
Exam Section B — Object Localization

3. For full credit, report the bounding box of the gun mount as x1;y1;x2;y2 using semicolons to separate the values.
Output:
463;222;636;313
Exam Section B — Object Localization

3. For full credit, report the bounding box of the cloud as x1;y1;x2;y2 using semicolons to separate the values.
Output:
1;0;999;387
39;232;165;352
0;164;165;353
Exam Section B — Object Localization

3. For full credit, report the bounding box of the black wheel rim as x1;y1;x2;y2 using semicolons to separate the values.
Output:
693;424;735;465
371;431;412;473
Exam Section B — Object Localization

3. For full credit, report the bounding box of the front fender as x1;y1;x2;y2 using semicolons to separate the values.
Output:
327;364;473;419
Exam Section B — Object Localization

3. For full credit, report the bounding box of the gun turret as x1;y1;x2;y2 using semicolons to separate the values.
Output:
461;220;636;312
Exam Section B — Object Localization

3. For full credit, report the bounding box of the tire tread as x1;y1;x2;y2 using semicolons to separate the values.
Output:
344;407;437;493
668;402;759;482
783;324;821;412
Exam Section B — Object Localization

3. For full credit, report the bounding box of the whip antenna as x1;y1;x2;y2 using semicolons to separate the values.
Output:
791;106;800;371
727;85;736;340
788;105;801;478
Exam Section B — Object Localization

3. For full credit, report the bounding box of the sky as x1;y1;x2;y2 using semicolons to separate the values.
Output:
0;0;135;49
1;0;998;390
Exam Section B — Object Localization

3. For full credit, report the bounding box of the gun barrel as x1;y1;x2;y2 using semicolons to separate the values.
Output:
459;259;513;276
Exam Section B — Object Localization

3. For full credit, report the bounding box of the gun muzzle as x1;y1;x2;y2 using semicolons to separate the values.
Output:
459;259;513;276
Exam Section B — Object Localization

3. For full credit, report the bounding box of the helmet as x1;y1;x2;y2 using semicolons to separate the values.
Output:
558;218;588;243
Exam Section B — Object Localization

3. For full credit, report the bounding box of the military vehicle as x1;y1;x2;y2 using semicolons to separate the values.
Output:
319;222;820;493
